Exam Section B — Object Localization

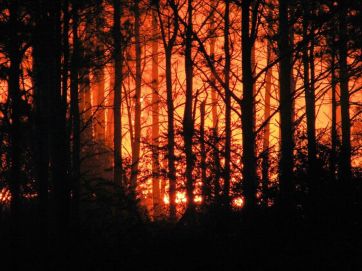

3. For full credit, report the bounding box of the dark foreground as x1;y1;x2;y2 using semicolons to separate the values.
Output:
1;203;362;271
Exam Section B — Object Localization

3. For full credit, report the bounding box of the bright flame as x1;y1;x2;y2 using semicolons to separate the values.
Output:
232;197;244;208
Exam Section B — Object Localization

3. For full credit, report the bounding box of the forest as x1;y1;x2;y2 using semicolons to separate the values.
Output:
0;0;362;269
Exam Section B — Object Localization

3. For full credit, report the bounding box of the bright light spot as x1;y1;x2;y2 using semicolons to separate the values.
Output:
194;195;202;204
163;194;170;205
232;197;244;208
163;192;188;205
176;192;187;204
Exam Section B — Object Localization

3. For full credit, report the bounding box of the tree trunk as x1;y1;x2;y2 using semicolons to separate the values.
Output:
70;0;81;219
223;0;231;208
303;7;317;185
330;43;338;179
130;0;142;192
166;49;176;220
338;3;352;183
200;100;207;207
151;6;161;219
113;0;123;186
262;10;273;207
8;0;22;229
278;0;295;210
209;0;220;205
93;67;106;143
183;0;195;215
241;0;257;210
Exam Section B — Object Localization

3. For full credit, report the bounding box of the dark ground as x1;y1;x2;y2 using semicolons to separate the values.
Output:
1;202;362;271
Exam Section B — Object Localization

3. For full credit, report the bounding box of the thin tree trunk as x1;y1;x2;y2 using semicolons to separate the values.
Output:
184;0;195;215
157;0;179;221
209;0;220;204
330;44;338;179
303;8;317;184
130;0;142;191
166;49;176;220
200;100;206;207
94;66;106;143
223;0;231;208
262;11;273;207
151;6;161;219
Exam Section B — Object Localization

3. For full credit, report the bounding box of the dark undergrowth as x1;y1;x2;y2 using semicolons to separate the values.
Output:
1;179;362;271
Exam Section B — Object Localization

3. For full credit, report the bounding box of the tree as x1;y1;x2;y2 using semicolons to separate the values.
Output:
157;0;179;221
113;0;123;186
151;2;161;218
183;0;195;216
278;0;295;210
241;0;258;210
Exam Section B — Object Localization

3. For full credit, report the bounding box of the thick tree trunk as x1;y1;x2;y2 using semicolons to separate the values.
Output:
241;0;257;210
113;0;123;186
338;4;352;183
70;0;81;219
278;0;295;210
8;0;22;228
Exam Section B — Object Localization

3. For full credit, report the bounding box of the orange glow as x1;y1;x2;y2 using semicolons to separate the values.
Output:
232;197;244;209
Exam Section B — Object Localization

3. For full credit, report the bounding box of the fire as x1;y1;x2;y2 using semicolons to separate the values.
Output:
163;192;203;205
232;197;244;208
